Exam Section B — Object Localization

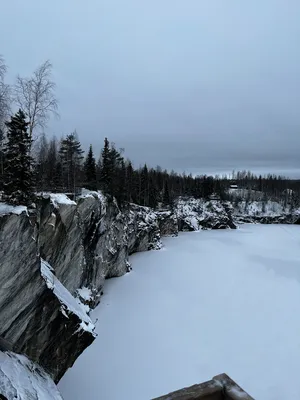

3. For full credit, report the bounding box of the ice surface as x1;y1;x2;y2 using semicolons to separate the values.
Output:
41;259;95;333
0;202;27;216
59;225;300;400
0;351;63;400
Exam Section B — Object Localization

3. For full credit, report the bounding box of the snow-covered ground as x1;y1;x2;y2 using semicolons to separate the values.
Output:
59;225;300;400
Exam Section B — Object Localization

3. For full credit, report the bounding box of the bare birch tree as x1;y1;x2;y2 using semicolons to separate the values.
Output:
0;56;10;128
0;56;11;183
14;60;58;140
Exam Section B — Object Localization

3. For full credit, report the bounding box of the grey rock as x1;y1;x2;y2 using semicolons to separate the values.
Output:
0;351;63;400
174;197;237;231
157;211;179;236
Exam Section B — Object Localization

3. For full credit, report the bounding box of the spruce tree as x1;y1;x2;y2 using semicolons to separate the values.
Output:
115;159;126;206
140;164;149;206
163;180;170;206
4;109;34;205
99;137;111;193
59;132;84;193
84;145;97;190
125;161;134;202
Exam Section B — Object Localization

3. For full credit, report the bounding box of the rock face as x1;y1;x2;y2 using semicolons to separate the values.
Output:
127;203;162;254
38;193;163;303
233;200;300;225
1;192;298;399
0;206;95;384
0;191;166;397
0;351;63;400
174;197;237;231
157;211;179;236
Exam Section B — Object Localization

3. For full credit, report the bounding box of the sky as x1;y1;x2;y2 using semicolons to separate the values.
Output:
1;0;300;177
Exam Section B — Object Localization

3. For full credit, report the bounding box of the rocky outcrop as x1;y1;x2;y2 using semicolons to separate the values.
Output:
38;193;163;303
0;191;165;395
0;351;63;400
127;203;162;253
174;197;237;231
157;211;179;236
0;207;95;384
233;200;300;225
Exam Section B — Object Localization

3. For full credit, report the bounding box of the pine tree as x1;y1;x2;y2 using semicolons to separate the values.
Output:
46;137;60;189
35;133;49;190
115;159;126;206
59;132;84;193
84;145;97;190
3;109;34;205
163;180;170;206
125;161;134;202
140;164;149;206
148;176;158;208
99;137;112;193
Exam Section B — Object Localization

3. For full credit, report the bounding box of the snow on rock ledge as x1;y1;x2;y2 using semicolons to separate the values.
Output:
0;351;63;400
0;202;27;216
41;260;95;333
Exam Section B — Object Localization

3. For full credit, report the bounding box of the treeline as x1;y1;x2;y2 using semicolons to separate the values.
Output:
0;56;300;208
1;108;300;208
4;110;300;209
28;133;223;207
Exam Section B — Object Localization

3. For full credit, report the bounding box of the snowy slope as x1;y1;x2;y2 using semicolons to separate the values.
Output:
0;351;63;400
59;225;300;400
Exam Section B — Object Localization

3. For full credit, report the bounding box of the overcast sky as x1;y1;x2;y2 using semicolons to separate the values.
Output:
1;0;300;177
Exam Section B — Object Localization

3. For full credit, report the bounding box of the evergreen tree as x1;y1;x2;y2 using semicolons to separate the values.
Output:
84;145;97;190
46;137;60;189
140;164;149;206
59;132;84;193
35;133;49;190
3;109;34;205
99;137;112;193
115;158;126;206
148;176;159;208
163;180;170;206
125;160;134;202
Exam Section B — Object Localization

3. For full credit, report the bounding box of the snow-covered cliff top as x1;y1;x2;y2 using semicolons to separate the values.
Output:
0;203;27;216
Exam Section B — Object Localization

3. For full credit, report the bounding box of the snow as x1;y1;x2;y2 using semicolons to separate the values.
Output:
59;225;300;400
49;193;77;207
37;193;77;207
0;202;27;216
234;200;287;217
79;188;106;204
77;287;93;302
0;351;63;400
40;259;95;333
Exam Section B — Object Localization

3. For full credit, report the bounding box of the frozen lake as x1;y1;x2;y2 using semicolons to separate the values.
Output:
59;225;300;400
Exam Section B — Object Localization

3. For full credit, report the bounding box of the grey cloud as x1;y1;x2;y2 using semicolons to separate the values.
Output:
1;0;300;176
